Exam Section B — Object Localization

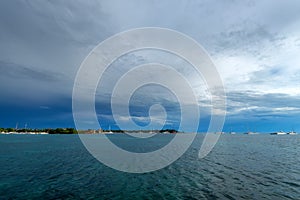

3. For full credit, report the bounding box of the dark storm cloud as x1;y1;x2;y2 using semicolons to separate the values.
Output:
0;0;300;131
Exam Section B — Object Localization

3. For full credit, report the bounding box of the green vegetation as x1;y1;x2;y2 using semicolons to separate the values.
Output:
159;129;178;133
0;127;179;134
0;127;77;134
48;128;78;134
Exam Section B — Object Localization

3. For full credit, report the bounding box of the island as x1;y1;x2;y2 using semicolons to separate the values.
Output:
0;127;180;134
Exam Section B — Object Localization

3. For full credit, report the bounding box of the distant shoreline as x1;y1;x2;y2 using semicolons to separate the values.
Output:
0;127;180;135
0;127;297;135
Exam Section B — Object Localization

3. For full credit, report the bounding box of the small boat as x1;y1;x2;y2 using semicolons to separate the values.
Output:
245;132;258;135
270;131;287;135
287;131;297;135
106;125;113;134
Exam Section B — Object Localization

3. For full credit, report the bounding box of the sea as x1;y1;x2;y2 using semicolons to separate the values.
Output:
0;134;300;199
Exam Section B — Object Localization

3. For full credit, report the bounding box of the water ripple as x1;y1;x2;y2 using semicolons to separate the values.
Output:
0;134;300;199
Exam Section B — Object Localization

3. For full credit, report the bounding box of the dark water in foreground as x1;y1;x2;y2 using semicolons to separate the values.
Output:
0;134;300;199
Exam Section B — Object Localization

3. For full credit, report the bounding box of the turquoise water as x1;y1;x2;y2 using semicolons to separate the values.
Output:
0;134;300;199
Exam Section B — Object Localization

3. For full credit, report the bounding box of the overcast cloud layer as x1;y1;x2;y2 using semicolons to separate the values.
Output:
1;0;300;132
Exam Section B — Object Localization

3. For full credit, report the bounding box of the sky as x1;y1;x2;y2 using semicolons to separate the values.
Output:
1;0;300;132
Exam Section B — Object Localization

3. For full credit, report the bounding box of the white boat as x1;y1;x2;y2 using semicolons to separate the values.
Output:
271;131;287;135
287;131;297;135
107;126;113;134
245;132;258;135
